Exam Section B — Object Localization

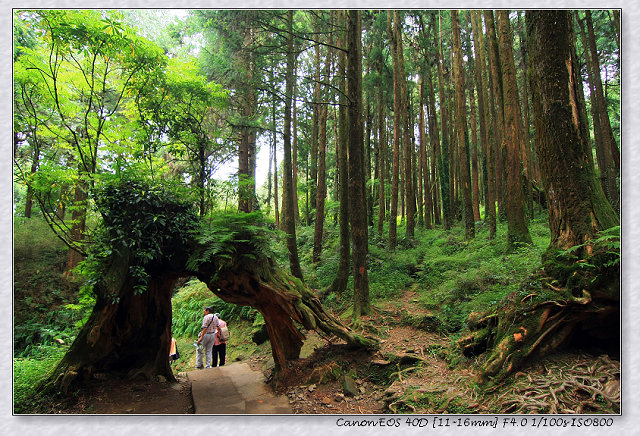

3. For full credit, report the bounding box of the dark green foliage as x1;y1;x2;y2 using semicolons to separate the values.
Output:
84;179;198;299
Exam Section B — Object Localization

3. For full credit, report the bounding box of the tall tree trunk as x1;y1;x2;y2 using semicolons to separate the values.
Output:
497;10;532;248
583;11;619;211
517;12;536;219
471;11;496;239
388;11;401;249
313;25;332;264
393;11;416;240
347;10;371;319
282;10;303;280
366;99;374;228
24;139;40;219
463;11;481;223
273;129;280;228
585;11;620;172
529;10;619;248
292;72;300;222
452;10;475;240
484;11;506;222
65;169;88;272
436;12;452;230
419;77;432;228
474;11;496;238
376;77;386;237
309;29;321;218
468;75;481;223
420;16;441;226
238;28;257;214
327;11;350;296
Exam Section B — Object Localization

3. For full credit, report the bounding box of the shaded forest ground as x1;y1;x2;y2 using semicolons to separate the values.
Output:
13;215;620;414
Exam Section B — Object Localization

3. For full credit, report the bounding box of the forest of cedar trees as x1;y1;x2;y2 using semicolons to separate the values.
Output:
13;9;621;414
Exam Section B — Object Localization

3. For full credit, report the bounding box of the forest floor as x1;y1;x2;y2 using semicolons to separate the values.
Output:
58;288;620;415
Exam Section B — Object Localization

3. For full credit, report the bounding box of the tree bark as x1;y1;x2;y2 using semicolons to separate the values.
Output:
347;10;371;319
484;11;506;222
388;11;401;249
394;11;416;240
282;10;303;280
312;27;332;264
419;77;432;228
497;10;532;248
452;10;475;240
376;68;386;237
475;11;496;238
471;11;493;235
327;11;350;296
435;12;451;230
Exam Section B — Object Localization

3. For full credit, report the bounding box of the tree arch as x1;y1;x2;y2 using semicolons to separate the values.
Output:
43;180;376;394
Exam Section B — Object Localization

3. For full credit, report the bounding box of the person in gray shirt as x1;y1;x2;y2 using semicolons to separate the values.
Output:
195;306;218;369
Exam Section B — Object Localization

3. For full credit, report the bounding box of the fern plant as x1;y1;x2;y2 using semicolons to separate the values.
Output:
187;212;280;278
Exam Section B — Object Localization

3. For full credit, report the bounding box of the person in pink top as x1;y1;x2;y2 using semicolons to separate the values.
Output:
212;313;227;367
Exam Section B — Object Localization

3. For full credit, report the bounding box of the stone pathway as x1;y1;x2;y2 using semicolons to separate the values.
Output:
187;362;292;414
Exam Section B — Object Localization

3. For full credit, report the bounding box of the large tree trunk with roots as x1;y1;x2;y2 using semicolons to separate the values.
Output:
459;10;619;385
45;246;183;394
43;184;376;394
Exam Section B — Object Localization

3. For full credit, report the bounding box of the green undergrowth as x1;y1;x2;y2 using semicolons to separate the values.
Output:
14;217;90;354
298;215;550;337
13;343;68;413
414;217;550;335
171;278;259;338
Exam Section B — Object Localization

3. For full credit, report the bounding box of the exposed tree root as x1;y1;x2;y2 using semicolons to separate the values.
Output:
487;354;620;414
459;251;619;384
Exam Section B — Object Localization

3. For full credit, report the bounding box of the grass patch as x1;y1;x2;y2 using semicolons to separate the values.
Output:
13;344;67;413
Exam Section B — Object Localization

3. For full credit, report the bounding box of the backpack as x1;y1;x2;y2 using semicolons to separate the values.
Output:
218;324;230;342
